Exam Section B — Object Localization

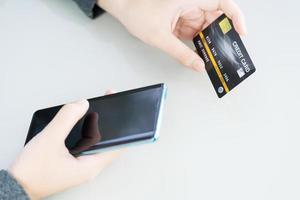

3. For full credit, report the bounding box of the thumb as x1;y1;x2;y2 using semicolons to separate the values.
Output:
43;99;89;143
159;34;205;72
77;150;123;178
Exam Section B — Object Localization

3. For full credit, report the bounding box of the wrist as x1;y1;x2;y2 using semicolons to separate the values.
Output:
8;168;38;200
96;0;128;19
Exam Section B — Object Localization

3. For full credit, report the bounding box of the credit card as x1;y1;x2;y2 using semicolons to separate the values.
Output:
193;14;256;98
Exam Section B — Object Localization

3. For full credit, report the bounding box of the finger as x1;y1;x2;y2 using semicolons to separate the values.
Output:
176;25;199;40
43;99;89;142
219;0;247;35
105;89;115;95
181;7;204;20
159;34;205;72
179;18;204;32
77;150;123;175
203;10;223;29
70;112;101;155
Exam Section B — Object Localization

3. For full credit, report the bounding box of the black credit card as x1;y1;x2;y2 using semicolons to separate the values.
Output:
193;14;256;98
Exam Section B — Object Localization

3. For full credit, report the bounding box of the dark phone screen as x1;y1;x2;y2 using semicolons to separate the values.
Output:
25;84;165;154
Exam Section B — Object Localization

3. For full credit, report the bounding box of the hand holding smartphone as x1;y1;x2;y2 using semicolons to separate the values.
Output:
25;84;167;156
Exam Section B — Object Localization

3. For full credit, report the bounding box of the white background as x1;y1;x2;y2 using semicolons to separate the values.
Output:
0;0;300;199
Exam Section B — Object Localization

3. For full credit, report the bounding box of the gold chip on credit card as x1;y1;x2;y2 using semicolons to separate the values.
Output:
219;17;232;34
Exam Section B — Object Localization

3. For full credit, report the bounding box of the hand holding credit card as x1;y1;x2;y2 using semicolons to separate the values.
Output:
193;14;256;98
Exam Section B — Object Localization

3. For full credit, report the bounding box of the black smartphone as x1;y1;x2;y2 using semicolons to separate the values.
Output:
25;83;167;155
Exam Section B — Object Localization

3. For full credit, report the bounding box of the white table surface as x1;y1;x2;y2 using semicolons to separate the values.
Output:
1;0;299;199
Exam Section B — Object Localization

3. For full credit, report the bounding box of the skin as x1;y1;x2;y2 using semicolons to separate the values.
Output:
9;92;121;200
97;0;247;72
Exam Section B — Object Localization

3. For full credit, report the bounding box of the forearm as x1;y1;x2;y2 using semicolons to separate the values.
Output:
96;0;127;20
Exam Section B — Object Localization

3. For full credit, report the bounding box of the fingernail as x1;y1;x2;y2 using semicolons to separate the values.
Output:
191;59;205;72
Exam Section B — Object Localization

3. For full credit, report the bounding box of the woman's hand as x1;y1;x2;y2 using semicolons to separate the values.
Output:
97;0;246;72
9;95;120;199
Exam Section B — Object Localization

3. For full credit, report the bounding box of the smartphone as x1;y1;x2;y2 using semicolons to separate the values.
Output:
25;83;167;156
